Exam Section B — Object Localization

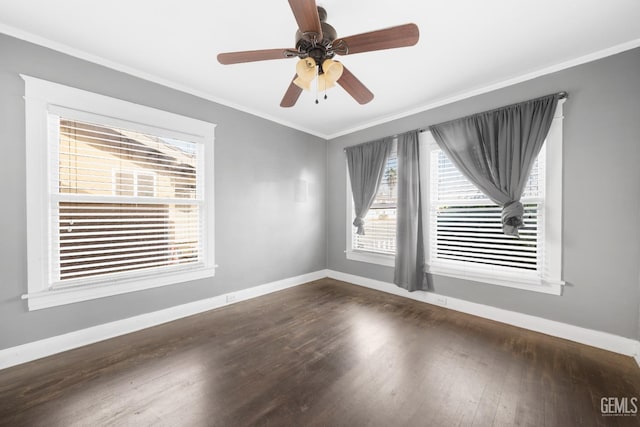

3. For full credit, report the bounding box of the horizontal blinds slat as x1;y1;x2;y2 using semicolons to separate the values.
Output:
58;174;195;190
59;153;197;178
59;130;196;163
432;205;538;270
58;217;196;225
56;208;197;215
54;194;203;205
58;118;199;198
434;150;543;200
430;137;542;275
59;233;199;244
437;245;537;259
59;223;200;231
55;201;201;282
61;251;198;269
60;121;197;159
436;229;537;236
435;234;537;245
437;220;538;226
437;254;536;270
436;239;537;252
60;239;198;252
61;241;199;257
60;258;198;280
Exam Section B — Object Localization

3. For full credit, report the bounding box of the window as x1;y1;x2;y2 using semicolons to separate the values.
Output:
346;141;397;266
113;169;156;197
344;102;564;294
428;142;544;270
23;76;216;310
421;101;564;294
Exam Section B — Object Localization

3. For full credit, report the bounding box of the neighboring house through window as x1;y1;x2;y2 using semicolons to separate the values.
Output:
113;169;156;198
23;76;216;310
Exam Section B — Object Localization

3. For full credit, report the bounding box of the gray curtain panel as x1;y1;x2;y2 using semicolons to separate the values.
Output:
394;131;428;291
430;93;560;237
345;138;393;235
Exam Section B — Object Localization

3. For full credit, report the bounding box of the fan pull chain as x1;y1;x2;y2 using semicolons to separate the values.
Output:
315;66;319;104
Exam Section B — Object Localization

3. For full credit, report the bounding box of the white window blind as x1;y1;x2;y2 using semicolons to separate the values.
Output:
52;117;204;286
352;142;398;255
429;145;545;273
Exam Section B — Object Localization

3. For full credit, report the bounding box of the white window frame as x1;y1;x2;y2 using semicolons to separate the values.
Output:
421;100;565;295
345;145;397;267
23;75;216;310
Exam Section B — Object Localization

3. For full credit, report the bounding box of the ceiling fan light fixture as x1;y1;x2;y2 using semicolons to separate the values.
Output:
321;59;344;82
317;74;336;92
293;76;312;90
294;57;317;90
219;2;419;107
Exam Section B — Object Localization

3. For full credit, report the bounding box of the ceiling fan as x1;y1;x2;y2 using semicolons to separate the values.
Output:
217;0;419;107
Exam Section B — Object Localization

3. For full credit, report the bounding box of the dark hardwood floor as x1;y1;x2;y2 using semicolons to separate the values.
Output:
1;278;639;426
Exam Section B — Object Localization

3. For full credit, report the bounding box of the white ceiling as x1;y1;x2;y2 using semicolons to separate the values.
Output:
1;0;639;139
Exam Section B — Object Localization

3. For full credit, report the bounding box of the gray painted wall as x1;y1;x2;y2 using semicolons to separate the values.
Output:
0;34;326;350
1;31;638;352
327;48;640;339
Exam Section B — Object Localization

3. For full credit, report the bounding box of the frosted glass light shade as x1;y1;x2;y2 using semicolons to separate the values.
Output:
317;74;336;91
322;59;344;82
293;57;316;90
293;77;312;90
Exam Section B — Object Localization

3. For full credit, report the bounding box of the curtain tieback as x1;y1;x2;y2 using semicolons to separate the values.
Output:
353;217;365;235
502;201;525;237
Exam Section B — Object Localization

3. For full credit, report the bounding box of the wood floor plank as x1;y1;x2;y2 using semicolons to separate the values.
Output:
1;278;639;426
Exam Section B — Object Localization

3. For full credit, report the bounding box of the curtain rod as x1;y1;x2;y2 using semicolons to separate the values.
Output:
416;91;567;133
343;91;568;146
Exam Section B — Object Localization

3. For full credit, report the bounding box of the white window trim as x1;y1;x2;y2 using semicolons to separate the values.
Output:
345;158;396;267
421;99;565;295
23;75;217;310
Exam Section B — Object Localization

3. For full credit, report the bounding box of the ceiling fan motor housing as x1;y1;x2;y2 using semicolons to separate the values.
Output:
294;7;338;70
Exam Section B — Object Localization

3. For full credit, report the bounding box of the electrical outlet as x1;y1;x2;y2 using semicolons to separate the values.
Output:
226;294;237;303
435;296;447;306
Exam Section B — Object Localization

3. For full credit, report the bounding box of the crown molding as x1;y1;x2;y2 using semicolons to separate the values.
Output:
325;38;640;139
0;22;327;139
1;22;638;141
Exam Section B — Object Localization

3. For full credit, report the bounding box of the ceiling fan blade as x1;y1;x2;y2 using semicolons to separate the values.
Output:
337;66;374;105
217;49;293;65
288;0;323;41
280;75;303;108
333;23;419;56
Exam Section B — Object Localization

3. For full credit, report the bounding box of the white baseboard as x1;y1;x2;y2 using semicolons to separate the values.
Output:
0;269;329;371
3;269;638;371
327;270;640;360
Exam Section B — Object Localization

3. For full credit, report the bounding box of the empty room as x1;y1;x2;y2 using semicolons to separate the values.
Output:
1;0;639;425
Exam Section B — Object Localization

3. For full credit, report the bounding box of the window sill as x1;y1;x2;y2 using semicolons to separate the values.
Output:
23;265;217;311
346;250;395;267
427;263;564;295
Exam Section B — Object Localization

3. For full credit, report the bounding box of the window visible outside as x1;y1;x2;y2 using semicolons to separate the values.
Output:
23;75;216;309
428;144;545;274
352;141;398;255
55;118;203;284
